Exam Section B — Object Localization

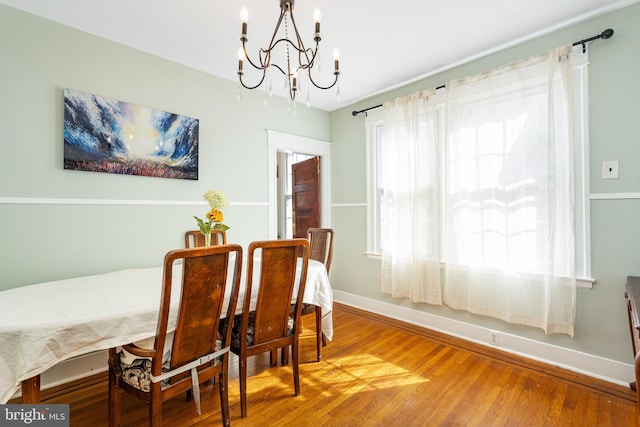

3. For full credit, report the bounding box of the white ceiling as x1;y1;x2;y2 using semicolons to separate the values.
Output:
1;0;636;111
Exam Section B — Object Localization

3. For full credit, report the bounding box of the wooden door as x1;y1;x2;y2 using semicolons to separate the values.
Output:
292;156;320;238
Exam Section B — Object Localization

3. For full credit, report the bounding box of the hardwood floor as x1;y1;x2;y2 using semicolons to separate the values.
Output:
27;303;640;426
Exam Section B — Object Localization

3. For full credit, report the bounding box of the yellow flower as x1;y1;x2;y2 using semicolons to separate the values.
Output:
206;209;224;223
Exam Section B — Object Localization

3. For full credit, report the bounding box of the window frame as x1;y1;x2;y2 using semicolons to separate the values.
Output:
365;108;384;256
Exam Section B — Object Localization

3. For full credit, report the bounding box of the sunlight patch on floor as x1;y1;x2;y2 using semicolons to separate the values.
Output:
301;352;429;397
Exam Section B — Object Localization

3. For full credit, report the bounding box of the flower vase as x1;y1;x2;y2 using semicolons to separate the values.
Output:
204;233;211;247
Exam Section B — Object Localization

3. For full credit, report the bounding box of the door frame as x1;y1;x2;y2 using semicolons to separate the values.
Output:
267;130;331;239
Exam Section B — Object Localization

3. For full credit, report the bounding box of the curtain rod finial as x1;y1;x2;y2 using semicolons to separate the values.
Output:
601;28;614;40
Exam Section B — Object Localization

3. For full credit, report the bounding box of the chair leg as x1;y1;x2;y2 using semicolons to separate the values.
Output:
108;350;121;427
149;388;163;427
314;306;323;362
239;354;248;418
292;339;300;396
218;367;231;427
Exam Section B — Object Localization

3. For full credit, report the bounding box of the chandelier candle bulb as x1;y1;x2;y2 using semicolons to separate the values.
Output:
240;7;249;40
313;8;321;40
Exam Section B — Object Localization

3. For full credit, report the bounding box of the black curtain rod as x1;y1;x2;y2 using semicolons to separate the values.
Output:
352;28;614;117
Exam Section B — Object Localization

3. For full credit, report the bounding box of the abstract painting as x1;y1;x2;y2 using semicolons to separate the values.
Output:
63;89;199;180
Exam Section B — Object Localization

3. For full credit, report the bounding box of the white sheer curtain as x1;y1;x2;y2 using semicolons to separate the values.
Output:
380;89;443;305
442;45;576;336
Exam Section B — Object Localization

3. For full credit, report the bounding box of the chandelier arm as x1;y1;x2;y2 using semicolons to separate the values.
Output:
238;70;267;90
241;8;286;71
269;63;289;76
263;8;287;60
247;38;312;73
307;70;339;90
268;38;311;56
298;46;318;72
288;10;316;69
242;43;270;71
287;10;308;52
255;39;315;76
258;48;271;69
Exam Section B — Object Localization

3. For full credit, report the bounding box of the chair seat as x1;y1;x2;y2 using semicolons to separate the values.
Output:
118;335;222;392
229;312;294;348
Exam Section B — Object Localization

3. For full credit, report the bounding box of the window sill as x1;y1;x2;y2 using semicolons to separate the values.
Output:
365;252;595;289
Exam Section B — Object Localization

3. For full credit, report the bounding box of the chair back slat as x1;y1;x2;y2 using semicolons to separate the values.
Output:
170;252;229;374
184;230;227;248
307;228;334;273
243;239;309;347
155;245;241;381
253;245;299;343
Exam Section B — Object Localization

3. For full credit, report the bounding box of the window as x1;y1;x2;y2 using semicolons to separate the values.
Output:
365;109;385;255
366;45;592;286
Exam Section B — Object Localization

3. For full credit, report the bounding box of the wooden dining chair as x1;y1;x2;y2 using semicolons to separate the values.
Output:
108;244;243;427
184;230;227;248
302;227;334;361
229;238;309;418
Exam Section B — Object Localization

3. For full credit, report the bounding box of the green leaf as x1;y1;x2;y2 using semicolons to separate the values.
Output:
193;216;211;234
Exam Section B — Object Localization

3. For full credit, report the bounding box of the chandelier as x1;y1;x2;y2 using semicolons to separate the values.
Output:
237;0;340;106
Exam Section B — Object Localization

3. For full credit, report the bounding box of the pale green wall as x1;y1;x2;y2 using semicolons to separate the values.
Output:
0;5;330;289
329;3;640;364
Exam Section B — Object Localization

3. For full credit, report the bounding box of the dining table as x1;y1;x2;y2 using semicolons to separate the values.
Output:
0;255;333;404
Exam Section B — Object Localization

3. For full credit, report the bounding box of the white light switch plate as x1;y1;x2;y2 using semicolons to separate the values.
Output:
602;160;619;179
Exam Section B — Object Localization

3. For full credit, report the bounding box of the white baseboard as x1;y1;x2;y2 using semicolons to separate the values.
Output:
13;290;634;399
333;289;634;387
11;351;108;400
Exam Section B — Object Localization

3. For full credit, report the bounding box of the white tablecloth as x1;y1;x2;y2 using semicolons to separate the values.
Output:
0;258;332;403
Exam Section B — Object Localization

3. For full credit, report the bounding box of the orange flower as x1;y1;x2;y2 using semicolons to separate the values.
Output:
206;209;224;223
